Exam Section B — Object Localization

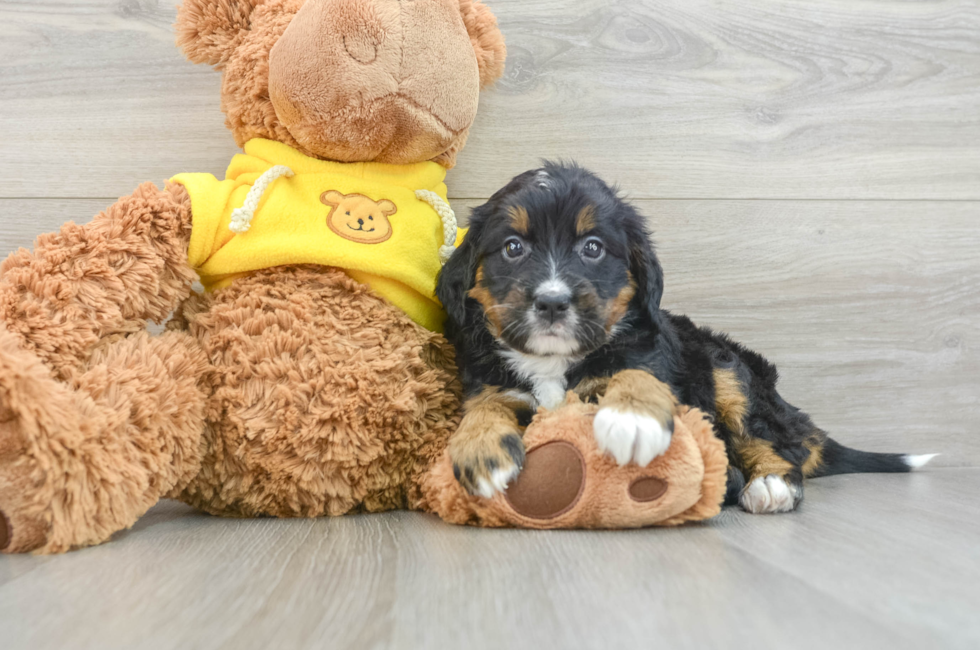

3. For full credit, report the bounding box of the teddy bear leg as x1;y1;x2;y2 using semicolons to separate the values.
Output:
163;266;462;520
0;328;208;553
0;182;195;381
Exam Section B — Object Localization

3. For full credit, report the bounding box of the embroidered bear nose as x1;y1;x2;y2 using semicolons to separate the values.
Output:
357;218;364;226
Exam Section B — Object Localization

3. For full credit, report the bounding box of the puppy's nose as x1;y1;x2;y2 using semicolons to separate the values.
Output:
534;294;571;324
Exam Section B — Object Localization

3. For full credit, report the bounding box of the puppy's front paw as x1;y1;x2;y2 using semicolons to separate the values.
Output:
450;431;526;499
593;408;673;466
739;475;801;514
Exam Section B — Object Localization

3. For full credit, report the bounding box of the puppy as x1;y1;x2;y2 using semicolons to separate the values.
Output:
436;163;936;512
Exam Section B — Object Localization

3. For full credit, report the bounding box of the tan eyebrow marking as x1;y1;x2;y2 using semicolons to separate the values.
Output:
508;206;530;234
575;205;597;235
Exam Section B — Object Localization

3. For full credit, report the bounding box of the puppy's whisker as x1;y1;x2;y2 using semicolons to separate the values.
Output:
484;303;519;312
483;275;527;285
579;320;605;346
500;319;523;338
500;318;530;342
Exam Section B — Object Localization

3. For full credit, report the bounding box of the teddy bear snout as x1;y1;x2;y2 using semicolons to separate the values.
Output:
268;0;483;164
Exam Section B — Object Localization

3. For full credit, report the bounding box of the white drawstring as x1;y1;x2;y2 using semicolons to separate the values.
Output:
415;189;457;264
229;165;295;233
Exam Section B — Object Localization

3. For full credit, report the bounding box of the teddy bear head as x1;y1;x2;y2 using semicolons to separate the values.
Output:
176;0;506;168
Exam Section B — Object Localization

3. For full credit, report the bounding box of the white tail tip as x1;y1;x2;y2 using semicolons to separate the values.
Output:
904;453;939;469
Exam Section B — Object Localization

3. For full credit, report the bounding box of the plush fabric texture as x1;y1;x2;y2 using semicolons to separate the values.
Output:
167;265;460;518
420;395;729;529
268;0;480;165
172;139;455;330
0;183;196;382
0;181;460;553
176;0;507;168
176;0;264;68
458;0;507;88
0;182;206;553
0;325;208;554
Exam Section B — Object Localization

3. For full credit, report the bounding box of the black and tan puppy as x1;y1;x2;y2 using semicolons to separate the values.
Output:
436;162;936;512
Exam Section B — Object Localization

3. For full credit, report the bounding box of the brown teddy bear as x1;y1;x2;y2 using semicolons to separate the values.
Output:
0;0;726;554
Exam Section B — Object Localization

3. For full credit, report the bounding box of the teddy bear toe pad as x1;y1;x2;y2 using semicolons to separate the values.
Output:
504;441;586;519
628;476;669;502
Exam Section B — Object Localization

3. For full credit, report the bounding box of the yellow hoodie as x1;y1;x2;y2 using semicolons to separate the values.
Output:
171;139;459;332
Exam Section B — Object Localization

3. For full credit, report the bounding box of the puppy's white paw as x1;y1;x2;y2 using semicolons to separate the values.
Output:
474;465;521;499
593;408;672;466
739;475;800;514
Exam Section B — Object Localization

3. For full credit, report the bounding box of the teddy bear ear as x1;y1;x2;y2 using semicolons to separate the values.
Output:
175;0;262;68
378;200;397;216
457;0;507;88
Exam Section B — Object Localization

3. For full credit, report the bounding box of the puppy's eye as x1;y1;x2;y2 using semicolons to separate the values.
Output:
581;238;604;261
503;238;526;260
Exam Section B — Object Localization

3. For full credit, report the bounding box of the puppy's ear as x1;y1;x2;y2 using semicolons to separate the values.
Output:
625;213;665;322
437;216;483;327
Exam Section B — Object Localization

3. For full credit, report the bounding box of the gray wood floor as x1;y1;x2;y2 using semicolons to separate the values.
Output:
1;0;979;648
2;471;979;650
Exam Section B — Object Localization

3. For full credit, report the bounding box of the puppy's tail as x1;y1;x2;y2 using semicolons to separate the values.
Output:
807;437;938;478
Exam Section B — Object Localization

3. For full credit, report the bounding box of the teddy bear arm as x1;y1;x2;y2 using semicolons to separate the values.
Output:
0;182;197;380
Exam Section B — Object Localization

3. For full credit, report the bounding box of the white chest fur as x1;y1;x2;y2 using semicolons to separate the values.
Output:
498;350;576;410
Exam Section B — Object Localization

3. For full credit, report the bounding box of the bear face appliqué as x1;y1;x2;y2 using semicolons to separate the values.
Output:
321;190;397;243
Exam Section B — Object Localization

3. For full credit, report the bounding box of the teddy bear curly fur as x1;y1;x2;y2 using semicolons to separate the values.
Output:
0;0;728;554
0;0;505;554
